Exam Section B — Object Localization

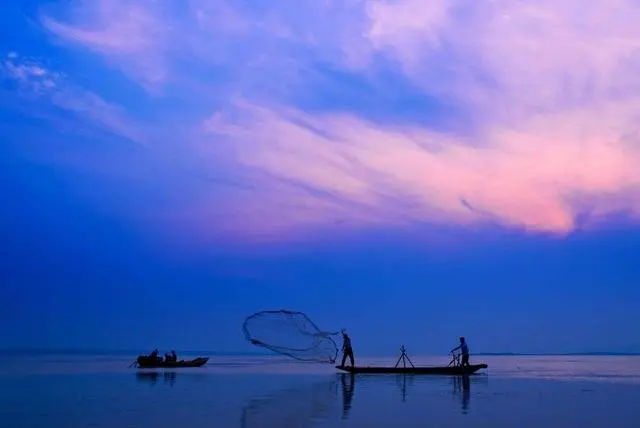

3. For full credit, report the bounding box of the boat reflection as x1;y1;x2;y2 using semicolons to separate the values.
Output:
390;373;477;412
135;371;177;387
240;371;487;426
339;372;487;417
240;377;338;428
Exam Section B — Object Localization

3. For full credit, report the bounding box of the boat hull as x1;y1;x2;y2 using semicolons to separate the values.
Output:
335;363;487;375
136;357;209;369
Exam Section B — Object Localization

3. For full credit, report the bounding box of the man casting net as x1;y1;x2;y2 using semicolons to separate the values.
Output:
242;309;341;363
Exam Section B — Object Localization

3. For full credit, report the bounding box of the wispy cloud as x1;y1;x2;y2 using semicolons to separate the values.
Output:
41;0;172;92
2;53;58;94
203;99;640;236
366;1;640;117
6;0;640;243
1;52;145;145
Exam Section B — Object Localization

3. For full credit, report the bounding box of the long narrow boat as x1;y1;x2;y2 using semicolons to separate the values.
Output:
335;345;488;375
335;363;487;375
135;356;209;369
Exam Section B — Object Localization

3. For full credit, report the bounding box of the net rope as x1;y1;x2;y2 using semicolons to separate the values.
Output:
242;309;340;364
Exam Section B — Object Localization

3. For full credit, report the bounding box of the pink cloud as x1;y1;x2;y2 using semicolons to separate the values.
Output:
201;98;640;237
41;0;171;92
39;0;376;94
364;0;640;118
21;0;640;242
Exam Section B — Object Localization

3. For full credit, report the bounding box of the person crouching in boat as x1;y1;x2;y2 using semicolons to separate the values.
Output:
450;337;470;367
340;329;355;368
149;349;162;362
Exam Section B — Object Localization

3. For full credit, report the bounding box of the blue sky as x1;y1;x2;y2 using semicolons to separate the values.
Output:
2;0;640;355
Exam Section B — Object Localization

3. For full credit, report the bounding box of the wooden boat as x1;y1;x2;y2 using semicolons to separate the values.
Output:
135;356;209;369
335;363;487;375
335;345;488;375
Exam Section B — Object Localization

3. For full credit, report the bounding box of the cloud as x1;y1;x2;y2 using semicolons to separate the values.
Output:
365;0;640;118
2;54;57;93
197;0;640;237
1;52;145;145
41;0;172;92
6;0;640;243
38;0;377;97
202;99;640;236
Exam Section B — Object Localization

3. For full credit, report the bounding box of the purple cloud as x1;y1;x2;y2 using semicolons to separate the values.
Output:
8;0;640;243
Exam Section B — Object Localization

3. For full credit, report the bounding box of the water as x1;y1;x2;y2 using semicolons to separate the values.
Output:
1;353;640;427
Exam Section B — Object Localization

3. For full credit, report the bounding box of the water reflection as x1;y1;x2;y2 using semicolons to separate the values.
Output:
395;373;416;402
390;373;477;412
240;377;338;428
455;374;489;414
135;371;177;387
453;375;471;413
340;373;355;419
343;373;487;416
241;372;488;426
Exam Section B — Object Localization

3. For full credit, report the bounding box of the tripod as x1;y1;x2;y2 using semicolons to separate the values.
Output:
449;352;461;367
394;345;415;368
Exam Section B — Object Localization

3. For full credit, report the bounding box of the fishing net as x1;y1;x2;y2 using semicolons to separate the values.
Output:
242;309;340;363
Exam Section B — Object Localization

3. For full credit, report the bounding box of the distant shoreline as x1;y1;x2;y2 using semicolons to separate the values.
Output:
1;348;639;357
474;352;640;356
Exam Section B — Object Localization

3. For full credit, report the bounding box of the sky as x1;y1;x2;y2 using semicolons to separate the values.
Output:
2;0;640;356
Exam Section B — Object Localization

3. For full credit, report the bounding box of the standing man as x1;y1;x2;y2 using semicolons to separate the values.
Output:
451;336;470;367
340;329;355;368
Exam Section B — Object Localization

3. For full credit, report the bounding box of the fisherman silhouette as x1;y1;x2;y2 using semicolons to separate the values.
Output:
340;329;355;367
450;337;470;367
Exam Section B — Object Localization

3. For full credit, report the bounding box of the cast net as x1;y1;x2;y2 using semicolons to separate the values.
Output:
242;309;340;364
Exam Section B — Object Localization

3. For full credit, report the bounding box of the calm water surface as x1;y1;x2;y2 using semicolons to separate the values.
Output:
1;353;639;427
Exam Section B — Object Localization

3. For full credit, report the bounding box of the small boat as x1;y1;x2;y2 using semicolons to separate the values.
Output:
335;363;487;375
134;356;209;369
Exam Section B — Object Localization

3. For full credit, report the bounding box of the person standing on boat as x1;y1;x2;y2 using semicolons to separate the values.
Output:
450;337;470;367
340;329;355;367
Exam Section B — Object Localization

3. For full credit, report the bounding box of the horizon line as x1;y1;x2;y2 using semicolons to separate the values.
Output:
1;347;638;357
